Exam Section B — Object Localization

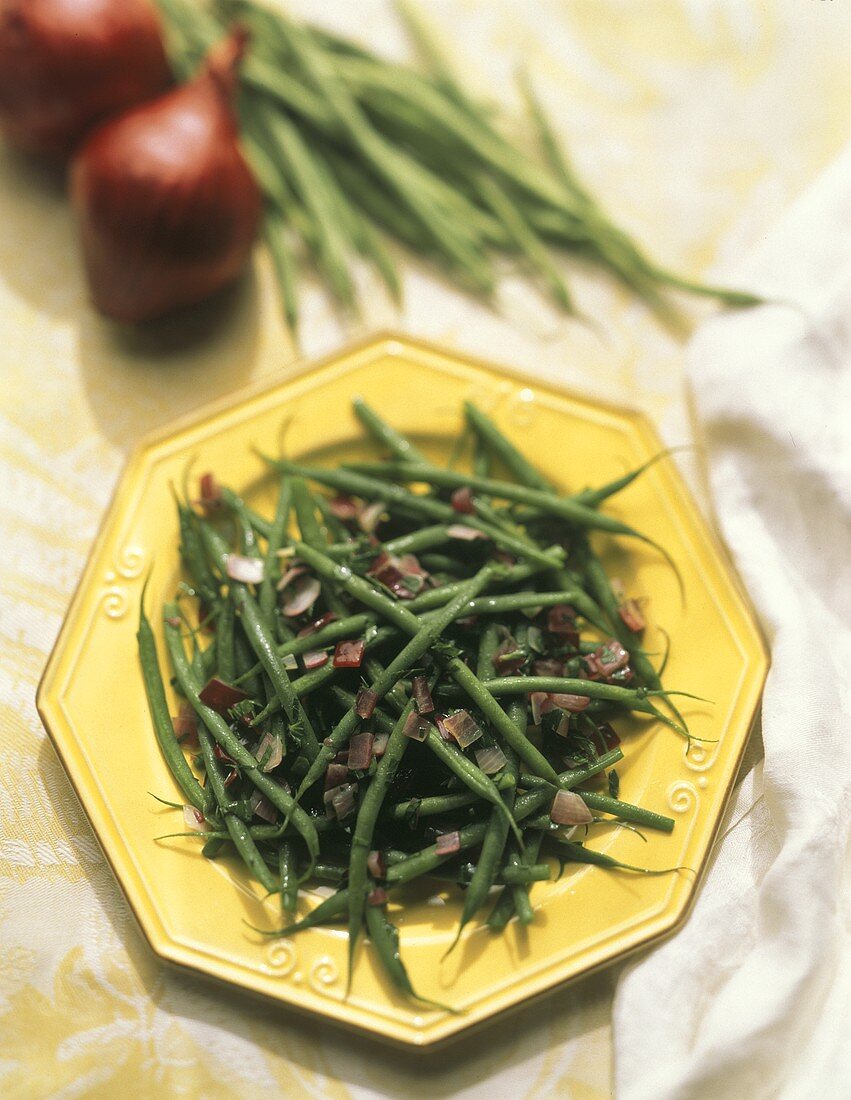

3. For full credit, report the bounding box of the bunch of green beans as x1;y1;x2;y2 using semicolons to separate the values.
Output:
154;0;758;336
139;398;683;1006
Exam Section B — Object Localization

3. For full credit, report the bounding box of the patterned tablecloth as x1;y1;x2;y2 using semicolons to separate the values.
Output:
2;2;849;1095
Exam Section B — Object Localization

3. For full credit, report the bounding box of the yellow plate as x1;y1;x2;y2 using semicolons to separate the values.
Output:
37;333;767;1047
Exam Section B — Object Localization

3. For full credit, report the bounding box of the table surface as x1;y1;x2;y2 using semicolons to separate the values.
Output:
2;1;849;1095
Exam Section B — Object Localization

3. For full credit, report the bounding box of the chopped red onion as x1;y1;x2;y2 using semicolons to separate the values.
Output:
165;615;181;628
597;723;621;751
492;548;516;566
532;658;564;678
355;689;378;718
592;639;630;676
333;639;365;668
223;768;238;788
367;552;416;599
555;713;572;738
282;575;321;617
281;653;298;671
199;472;221;511
367;850;386;878
609;665;635;685
546;604;579;644
550;789;593;826
435;831;461;856
329;495;360;520
358;500;386;533
367;886;388;907
583;655;604;681
331;782;358;821
276;564;307;592
226;554;264;585
447;524;488;541
549;692;591;714
372;733;389;757
347;732;374;770
474;745;508;775
198;677;249;715
255;731;284;772
442;709;483;749
296;611;338;638
494;635;525;674
619;598;646;633
450;486;475;514
325;762;349;790
411;674;434;714
172;702;198;743
529;691;550;725
403;710;429;741
249;790;278;824
302;650;329;670
183;805;208;833
214;743;234;765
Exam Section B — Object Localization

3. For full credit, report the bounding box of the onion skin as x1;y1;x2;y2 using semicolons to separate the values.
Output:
0;0;172;159
70;30;261;324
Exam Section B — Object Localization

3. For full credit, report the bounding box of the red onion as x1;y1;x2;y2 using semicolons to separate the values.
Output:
70;30;261;323
330;782;357;821
597;722;621;750
183;805;208;833
333;639;365;669
435;831;461;856
358;500;386;534
372;733;389;757
550;789;593;826
226;553;264;585
347;732;374;770
367;552;416;599
546;604;579;644
282;576;321;617
172;702;197;745
549;692;591;714
618;598;646;634
447;524;488;541
324;762;348;790
402;711;428;742
450;486;475;514
255;731;283;773
529;691;550;725
411;674;434;715
367;850;386;878
199;472;222;511
434;714;453;742
355;689;378;719
198;677;249;715
474;745;508;775
329;495;360;521
442;709;483;749
249;790;278;824
296;611;337;638
302;650;329;671
532;657;565;677
367;886;388;907
276;564;307;593
0;0;172;159
494;634;525;674
591;639;630;677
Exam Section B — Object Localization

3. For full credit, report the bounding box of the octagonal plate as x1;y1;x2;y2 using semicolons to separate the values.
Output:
37;333;767;1047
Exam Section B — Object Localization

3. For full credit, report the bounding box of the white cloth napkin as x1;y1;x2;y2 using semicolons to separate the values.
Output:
613;145;851;1099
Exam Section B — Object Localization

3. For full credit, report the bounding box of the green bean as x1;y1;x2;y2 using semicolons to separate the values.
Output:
177;503;220;609
519;746;624;791
242;766;320;870
225;816;279;894
464;402;552;492
512;829;545;925
259;476;292;620
348;700;416;984
500;863;551;885
549;839;680;875
216;594;236;683
263;205;300;332
353;396;427;463
574;789;675;833
197;727;241;819
385;790;487;821
365;902;450;1010
483;674;682;729
423;728;519;840
138;598;210;814
279;841;299;915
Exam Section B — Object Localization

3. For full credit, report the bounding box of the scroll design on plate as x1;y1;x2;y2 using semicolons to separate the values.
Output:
309;956;341;997
666;781;699;814
267;938;298;978
100;545;146;620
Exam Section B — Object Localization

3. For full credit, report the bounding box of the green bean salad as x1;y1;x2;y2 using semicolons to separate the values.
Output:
139;399;684;1006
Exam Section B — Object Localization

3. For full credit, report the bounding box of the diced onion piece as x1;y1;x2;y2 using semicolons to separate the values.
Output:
434;714;453;742
372;733;389;757
403;710;428;741
447;524;488;541
592;639;630;676
183;805;208;833
172;702;198;743
347;732;374;771
333;639;365;668
302;650;329;670
367;850;386;878
281;653;298;671
367;886;388;907
297;611;338;638
555;713;572;738
532;658;564;677
597;722;621;750
255;731;283;772
358;500;386;533
609;665;635;685
199;472;221;511
548;692;591;714
276;564;307;592
550;789;593;826
325;762;349;790
435;831;461;855
249;790;278;824
355;689;378;718
529;691;550;725
442;709;483;749
494;635;525;674
411;674;434;714
546;603;579;640
329;495;360;520
450;486;475;514
618;598;646;633
474;745;508;775
282;575;321;617
226;553;264;584
331;782;358;821
198;677;249;715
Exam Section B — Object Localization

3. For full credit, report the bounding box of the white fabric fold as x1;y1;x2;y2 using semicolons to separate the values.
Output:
613;145;851;1099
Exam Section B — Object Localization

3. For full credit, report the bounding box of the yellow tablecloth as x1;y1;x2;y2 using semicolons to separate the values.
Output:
2;2;849;1095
